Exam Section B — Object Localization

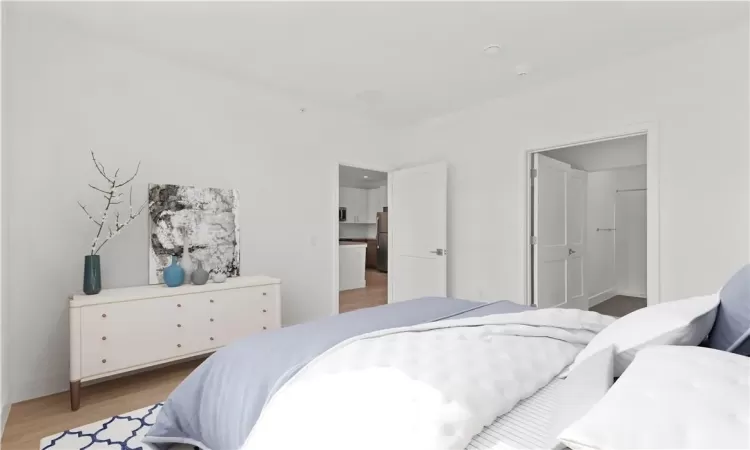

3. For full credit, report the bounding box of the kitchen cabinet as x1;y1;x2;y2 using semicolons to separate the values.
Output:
366;240;378;269
339;187;350;212
340;187;371;223
339;187;352;222
339;243;367;290
339;187;351;216
353;188;368;223
366;186;387;223
367;188;380;224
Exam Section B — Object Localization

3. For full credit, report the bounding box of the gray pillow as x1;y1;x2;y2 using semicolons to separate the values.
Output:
707;264;750;354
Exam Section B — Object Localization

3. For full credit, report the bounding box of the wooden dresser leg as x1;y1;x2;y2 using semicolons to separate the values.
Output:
70;381;81;411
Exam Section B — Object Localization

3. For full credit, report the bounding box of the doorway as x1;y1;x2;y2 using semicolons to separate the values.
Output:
333;161;449;315
337;165;389;313
526;128;659;317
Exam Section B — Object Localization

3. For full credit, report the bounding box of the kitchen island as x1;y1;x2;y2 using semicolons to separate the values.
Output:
339;242;367;290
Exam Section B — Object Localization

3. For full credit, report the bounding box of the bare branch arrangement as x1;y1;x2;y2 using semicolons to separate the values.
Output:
78;151;152;255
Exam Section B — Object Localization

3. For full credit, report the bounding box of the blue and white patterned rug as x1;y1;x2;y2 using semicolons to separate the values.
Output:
39;403;196;450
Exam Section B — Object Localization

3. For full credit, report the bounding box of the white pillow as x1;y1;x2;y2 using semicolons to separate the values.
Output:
549;346;614;447
567;293;719;377
558;345;750;450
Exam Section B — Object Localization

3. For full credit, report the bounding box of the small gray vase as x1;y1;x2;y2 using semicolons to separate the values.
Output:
191;261;210;285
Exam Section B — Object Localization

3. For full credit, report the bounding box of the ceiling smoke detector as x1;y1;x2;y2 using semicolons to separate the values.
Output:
483;44;502;55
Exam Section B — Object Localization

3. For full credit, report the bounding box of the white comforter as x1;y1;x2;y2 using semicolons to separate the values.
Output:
240;309;614;450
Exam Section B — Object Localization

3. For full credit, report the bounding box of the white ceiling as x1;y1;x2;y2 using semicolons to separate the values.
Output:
339;165;387;190
544;134;647;172
34;2;749;126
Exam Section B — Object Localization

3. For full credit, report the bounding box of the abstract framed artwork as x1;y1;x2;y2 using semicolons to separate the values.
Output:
148;183;240;284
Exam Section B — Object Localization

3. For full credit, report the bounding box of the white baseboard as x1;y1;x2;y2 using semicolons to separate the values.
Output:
588;289;617;308
0;402;10;442
617;290;647;299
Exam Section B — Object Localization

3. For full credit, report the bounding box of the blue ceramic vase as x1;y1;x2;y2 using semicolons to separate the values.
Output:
163;256;185;287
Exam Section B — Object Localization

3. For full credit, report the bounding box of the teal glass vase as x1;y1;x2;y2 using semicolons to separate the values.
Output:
83;255;102;295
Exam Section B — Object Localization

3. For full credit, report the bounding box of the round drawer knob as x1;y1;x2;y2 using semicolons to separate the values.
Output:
210;299;214;303
177;304;182;308
101;313;107;318
262;309;267;313
177;324;182;328
177;344;181;348
263;326;267;330
102;359;107;364
102;336;107;341
210;318;214;322
210;337;214;341
262;292;267;296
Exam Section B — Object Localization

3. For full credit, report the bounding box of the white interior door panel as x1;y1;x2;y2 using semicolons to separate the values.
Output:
533;154;588;309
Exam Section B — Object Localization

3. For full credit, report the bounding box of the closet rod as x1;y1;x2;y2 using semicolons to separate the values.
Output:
596;228;616;232
616;188;647;193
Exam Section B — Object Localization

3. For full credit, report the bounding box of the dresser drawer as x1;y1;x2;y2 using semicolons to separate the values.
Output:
169;292;214;354
243;286;280;330
255;294;280;332
207;286;280;347
80;298;177;378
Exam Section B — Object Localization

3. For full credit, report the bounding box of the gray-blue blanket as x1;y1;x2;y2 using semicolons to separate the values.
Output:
143;297;530;450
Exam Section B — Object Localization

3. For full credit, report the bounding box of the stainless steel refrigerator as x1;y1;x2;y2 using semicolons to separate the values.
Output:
376;210;388;273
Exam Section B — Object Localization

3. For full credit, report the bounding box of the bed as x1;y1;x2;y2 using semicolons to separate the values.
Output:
144;265;750;450
144;297;534;449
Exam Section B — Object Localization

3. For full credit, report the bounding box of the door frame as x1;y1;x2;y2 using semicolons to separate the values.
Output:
333;162;391;315
522;122;660;308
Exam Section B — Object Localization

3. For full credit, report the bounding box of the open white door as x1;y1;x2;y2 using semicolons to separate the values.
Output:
390;162;447;303
533;154;588;309
566;168;588;308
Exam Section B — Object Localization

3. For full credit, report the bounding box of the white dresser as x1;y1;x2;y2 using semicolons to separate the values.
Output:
69;276;281;410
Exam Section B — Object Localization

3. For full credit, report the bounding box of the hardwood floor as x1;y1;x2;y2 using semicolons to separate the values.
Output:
589;295;646;317
339;269;387;313
2;358;204;450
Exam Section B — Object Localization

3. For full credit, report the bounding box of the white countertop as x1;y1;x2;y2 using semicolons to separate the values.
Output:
339;242;367;248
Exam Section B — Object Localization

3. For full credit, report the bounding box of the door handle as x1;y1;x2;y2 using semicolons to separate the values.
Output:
568;248;576;256
430;249;445;256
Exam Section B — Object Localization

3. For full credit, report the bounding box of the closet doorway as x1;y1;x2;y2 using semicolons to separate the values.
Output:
525;126;660;317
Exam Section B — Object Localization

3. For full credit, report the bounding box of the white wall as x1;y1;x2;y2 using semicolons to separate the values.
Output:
585;171;617;304
3;6;399;402
615;166;648;297
616;165;648;191
547;135;647;172
339;224;376;239
394;25;749;305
